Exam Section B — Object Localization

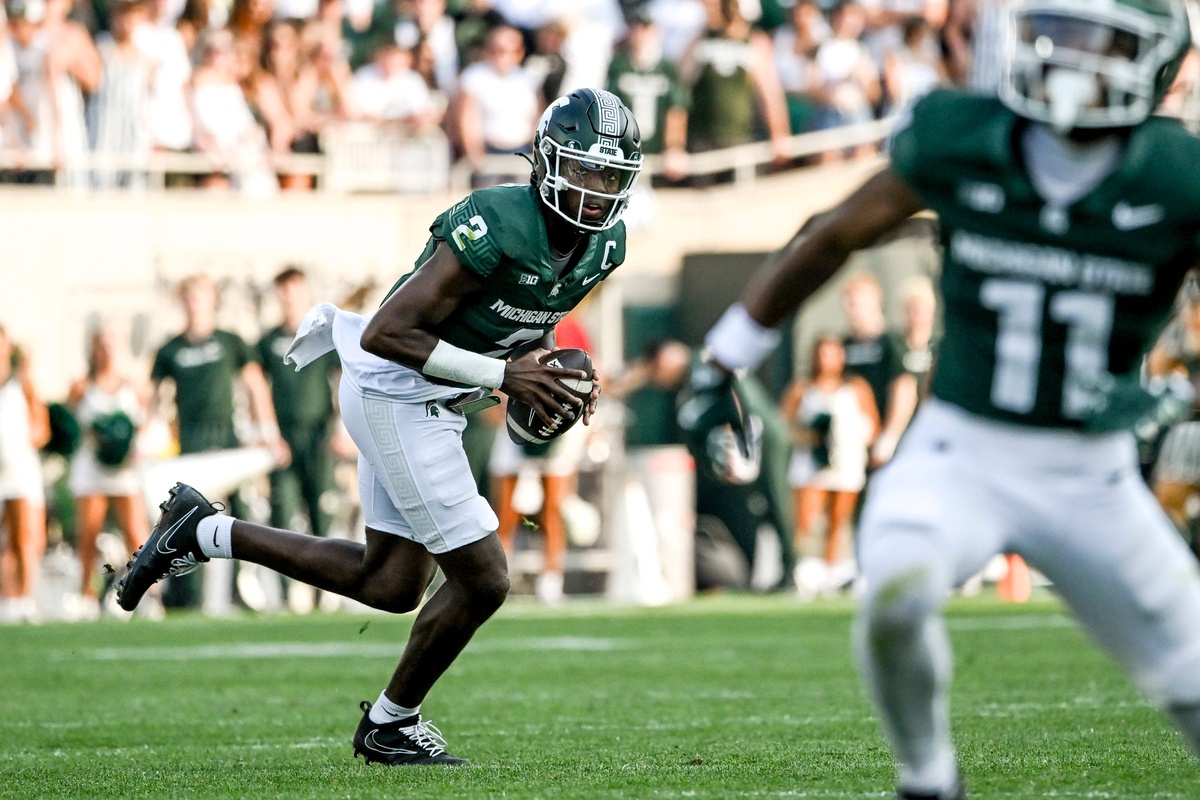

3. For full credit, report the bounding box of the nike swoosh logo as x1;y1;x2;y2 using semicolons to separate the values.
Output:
1112;202;1165;230
364;730;418;755
582;274;600;286
155;507;197;556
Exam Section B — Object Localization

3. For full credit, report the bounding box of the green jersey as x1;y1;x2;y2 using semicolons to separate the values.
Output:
257;326;338;430
151;330;254;453
386;183;625;364
892;89;1200;429
688;29;756;151
606;52;689;155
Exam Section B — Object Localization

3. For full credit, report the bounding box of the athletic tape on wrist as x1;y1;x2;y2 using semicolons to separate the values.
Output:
423;339;507;389
704;304;781;373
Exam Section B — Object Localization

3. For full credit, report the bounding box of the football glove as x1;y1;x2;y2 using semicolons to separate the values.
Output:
706;416;764;485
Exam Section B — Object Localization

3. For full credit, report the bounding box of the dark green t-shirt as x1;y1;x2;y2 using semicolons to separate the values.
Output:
257;326;339;431
843;332;905;421
151;330;254;453
385;183;626;363
606;52;689;155
891;88;1200;428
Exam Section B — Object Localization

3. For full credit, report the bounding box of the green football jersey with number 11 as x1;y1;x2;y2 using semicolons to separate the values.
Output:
386;183;625;361
892;89;1200;429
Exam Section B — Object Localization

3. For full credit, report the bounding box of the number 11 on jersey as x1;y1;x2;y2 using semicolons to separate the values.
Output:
980;278;1115;419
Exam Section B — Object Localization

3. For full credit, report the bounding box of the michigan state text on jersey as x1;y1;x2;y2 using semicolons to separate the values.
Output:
116;89;644;767
702;1;1200;798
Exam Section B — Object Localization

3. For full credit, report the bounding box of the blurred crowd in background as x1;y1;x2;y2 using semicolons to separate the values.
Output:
3;0;1196;192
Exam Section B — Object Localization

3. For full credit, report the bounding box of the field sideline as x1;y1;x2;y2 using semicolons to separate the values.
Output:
0;594;1194;799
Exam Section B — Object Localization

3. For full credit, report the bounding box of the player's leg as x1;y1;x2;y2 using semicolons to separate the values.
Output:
825;490;858;565
493;474;520;554
75;494;108;598
538;473;570;603
111;493;149;555
795;485;823;551
1025;471;1200;757
853;404;1008;798
298;431;335;539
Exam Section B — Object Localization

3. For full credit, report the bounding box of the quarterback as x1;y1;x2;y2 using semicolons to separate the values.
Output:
704;0;1200;797
117;89;642;764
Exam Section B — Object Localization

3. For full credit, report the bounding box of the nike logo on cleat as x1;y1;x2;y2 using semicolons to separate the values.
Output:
155;507;197;556
363;731;418;755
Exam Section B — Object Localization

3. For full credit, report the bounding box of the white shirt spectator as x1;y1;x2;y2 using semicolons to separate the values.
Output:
458;59;538;151
351;62;435;122
394;14;457;92
134;20;193;150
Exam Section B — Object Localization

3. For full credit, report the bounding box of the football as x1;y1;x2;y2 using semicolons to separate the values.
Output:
506;348;594;446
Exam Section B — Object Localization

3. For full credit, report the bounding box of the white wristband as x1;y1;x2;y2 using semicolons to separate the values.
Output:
423;339;507;389
704;304;781;373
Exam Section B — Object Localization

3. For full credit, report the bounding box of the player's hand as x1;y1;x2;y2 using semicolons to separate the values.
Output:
501;349;588;427
583;369;601;426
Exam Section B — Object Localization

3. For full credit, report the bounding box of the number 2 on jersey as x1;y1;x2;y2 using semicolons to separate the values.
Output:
980;278;1114;419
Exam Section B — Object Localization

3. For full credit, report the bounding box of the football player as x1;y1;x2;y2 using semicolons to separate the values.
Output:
117;89;642;765
703;1;1200;797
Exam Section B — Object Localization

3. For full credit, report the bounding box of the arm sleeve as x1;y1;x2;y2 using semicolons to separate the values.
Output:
431;194;504;277
150;343;171;383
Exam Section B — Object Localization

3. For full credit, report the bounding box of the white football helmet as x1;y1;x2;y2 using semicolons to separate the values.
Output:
1000;0;1193;132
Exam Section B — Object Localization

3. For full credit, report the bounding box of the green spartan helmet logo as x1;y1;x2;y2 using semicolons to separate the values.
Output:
425;401;441;418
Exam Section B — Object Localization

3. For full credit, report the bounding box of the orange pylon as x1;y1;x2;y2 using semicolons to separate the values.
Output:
997;554;1032;603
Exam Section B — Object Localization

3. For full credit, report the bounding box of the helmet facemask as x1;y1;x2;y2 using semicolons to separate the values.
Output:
536;136;643;233
1000;0;1191;133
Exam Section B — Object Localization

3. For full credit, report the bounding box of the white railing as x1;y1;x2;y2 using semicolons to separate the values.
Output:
0;118;896;195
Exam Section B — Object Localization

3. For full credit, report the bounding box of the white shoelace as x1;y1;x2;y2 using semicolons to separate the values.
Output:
168;553;202;578
401;719;449;757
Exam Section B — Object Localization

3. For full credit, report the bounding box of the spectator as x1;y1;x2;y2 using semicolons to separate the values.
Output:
150;274;286;607
772;0;830;134
88;0;153;190
351;40;441;127
881;14;943;114
524;17;567;101
257;268;348;611
780;334;878;597
450;0;506;66
189;29;277;195
393;0;458;93
606;6;689;178
7;0;100;186
233;33;295;174
136;0;195;154
176;0;227;53
680;0;789;162
0;325;49;624
228;0;274;50
454;24;538;185
840;273;915;467
66;326;150;619
812;0;880;157
942;0;1004;93
897;274;936;396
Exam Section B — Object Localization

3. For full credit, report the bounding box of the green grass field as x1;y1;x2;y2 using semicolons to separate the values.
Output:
0;594;1194;799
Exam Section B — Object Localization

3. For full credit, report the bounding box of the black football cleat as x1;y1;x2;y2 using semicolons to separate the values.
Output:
352;701;469;765
117;483;219;611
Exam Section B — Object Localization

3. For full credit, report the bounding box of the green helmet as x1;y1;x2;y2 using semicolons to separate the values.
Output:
1000;0;1192;132
532;88;644;233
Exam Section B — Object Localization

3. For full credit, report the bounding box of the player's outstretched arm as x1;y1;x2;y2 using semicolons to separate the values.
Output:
745;168;925;330
705;167;925;375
